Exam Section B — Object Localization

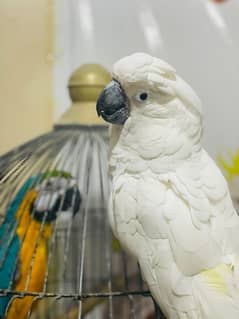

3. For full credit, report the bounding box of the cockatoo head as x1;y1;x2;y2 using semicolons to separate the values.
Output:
96;53;202;126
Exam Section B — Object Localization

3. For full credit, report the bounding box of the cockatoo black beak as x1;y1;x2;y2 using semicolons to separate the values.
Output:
96;80;129;125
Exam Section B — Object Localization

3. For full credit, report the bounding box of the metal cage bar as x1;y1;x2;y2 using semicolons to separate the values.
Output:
0;126;166;319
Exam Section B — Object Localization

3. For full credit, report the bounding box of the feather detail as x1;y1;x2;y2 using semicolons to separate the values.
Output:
0;177;36;317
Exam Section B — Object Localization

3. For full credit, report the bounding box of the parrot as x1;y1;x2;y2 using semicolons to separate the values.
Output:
96;52;239;319
0;176;38;318
0;171;81;319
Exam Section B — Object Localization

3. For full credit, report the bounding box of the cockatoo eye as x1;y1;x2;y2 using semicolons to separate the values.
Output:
135;92;149;102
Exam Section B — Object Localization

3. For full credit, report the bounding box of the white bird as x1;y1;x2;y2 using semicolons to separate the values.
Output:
96;52;239;319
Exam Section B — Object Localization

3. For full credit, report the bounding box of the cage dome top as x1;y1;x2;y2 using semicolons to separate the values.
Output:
68;64;111;103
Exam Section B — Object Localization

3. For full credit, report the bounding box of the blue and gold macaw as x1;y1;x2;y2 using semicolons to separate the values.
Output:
0;176;37;318
0;171;81;319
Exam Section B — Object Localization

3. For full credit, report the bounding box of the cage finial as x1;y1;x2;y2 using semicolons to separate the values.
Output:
58;64;111;125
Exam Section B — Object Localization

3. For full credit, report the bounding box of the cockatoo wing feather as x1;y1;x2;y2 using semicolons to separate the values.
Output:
111;150;239;316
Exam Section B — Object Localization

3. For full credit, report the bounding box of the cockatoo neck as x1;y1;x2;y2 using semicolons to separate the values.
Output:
109;113;202;175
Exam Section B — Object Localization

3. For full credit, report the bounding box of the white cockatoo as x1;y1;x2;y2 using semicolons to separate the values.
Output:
96;53;239;319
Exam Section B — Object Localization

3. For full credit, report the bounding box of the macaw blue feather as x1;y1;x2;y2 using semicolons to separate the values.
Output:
0;176;37;232
0;236;20;317
0;176;38;317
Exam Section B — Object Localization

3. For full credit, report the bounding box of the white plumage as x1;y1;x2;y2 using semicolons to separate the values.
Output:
106;53;239;318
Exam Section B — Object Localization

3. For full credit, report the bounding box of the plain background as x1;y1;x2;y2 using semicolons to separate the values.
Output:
54;0;239;158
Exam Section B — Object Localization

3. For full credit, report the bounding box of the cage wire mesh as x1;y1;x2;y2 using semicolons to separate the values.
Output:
0;125;165;319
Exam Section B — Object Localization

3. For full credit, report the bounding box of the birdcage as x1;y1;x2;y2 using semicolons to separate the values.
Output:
0;64;166;319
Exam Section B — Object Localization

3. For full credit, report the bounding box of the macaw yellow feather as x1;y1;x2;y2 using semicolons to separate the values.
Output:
7;190;53;319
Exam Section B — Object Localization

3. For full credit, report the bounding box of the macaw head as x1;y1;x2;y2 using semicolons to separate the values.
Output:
32;170;81;223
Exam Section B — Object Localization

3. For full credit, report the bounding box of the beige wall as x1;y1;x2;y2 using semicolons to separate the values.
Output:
0;0;54;155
